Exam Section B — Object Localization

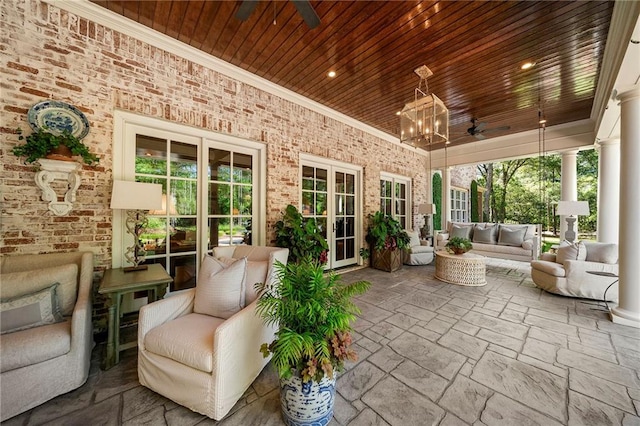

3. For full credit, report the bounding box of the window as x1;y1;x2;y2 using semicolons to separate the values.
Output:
113;112;265;293
380;174;411;229
450;188;468;222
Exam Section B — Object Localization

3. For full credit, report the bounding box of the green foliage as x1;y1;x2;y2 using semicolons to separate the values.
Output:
12;128;99;165
275;205;329;264
445;237;473;254
470;180;479;222
364;211;410;252
255;258;370;382
432;173;442;230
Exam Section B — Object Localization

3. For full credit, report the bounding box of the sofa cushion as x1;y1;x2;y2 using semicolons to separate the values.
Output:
556;241;587;264
194;256;247;319
531;260;566;278
1;284;64;334
409;245;434;254
451;224;473;239
144;313;224;373
0;264;78;316
583;242;618;264
522;239;534;251
471;242;530;256
473;224;496;244
0;319;71;372
498;226;527;247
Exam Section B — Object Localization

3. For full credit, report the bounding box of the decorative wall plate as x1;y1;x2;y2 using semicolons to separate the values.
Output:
27;100;90;139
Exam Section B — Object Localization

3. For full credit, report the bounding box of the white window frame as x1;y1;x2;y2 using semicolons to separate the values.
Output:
380;172;412;229
112;111;266;274
450;187;468;223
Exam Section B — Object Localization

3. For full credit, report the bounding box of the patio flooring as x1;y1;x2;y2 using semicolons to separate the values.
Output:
4;258;640;425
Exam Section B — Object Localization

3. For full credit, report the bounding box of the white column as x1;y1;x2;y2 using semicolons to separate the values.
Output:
611;87;640;328
596;138;620;243
559;150;579;240
442;167;451;230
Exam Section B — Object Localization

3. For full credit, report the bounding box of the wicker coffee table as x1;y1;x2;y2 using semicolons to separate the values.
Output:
435;251;487;286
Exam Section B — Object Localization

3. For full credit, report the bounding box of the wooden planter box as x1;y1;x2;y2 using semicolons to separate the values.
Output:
371;248;403;272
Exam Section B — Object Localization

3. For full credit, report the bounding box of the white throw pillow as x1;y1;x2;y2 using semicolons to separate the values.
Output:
555;241;587;264
217;256;269;304
194;256;247;319
583;242;618;264
406;230;421;248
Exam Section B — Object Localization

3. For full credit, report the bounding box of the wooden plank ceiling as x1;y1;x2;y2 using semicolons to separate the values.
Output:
92;0;614;150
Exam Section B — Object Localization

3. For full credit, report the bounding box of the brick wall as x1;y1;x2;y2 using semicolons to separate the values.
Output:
1;0;428;271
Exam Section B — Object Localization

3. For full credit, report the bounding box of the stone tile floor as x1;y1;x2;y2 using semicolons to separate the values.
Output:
4;258;640;425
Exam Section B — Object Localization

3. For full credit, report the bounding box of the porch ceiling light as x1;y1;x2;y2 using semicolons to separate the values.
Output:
400;65;449;148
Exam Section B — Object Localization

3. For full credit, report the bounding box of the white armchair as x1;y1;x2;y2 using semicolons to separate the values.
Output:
530;242;618;301
137;246;288;420
404;229;434;265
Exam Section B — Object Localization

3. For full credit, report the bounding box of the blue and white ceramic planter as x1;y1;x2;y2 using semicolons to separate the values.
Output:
279;374;336;426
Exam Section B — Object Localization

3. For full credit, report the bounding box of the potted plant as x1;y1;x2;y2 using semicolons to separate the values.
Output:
274;204;329;264
12;127;99;165
363;211;410;272
445;236;473;255
255;257;370;425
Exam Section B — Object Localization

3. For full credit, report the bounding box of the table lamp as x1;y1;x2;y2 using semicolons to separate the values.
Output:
110;180;162;272
557;200;589;243
418;203;436;239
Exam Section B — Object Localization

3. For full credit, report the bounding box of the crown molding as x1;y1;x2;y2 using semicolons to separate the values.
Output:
43;0;423;154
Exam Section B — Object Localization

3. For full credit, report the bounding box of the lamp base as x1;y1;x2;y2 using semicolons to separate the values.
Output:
123;265;149;273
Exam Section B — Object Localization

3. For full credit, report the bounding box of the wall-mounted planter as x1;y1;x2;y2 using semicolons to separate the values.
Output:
35;159;81;216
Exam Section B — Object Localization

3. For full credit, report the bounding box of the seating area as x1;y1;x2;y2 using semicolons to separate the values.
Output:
7;258;639;425
436;222;540;262
531;241;619;302
0;252;94;420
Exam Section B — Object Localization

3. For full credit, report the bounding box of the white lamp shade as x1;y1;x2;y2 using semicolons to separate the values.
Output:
418;203;436;215
110;180;163;211
556;200;589;216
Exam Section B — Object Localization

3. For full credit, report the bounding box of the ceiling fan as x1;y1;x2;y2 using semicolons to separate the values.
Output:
467;118;511;140
235;0;321;29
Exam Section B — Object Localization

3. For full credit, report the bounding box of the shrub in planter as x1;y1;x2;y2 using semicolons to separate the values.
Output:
363;211;410;272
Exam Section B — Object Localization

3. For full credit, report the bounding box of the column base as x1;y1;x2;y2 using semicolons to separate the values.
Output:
610;306;640;329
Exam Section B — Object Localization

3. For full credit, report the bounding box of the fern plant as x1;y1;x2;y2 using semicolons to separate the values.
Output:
255;257;370;383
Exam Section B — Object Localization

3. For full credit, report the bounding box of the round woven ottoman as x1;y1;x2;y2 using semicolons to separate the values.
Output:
435;251;487;286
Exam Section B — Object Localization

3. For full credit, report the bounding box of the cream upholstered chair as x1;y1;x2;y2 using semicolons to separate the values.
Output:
0;252;94;421
530;241;618;301
404;229;434;265
137;246;288;420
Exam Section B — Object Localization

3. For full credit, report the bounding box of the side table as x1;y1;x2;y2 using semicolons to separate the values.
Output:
99;264;173;369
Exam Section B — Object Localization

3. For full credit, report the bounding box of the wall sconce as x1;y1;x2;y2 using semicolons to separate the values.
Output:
34;159;82;216
110;180;162;272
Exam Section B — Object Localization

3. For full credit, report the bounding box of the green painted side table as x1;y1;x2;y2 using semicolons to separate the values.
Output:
98;264;173;370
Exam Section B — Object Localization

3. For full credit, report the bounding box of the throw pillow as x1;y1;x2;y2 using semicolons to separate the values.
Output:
406;230;421;248
583;242;618;264
451;224;472;240
217;256;269;304
498;227;527;246
555;241;587;264
194;256;247;319
0;264;78;316
1;283;63;334
473;224;496;244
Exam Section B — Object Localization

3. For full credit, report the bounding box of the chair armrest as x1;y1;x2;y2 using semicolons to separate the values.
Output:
138;289;195;349
212;300;277;413
540;252;556;262
564;260;618;276
436;232;449;242
70;268;93;352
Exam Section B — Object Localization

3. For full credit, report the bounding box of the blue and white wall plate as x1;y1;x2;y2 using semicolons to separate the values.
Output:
28;100;90;139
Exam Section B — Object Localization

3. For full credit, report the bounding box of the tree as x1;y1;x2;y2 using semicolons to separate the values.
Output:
432;173;442;231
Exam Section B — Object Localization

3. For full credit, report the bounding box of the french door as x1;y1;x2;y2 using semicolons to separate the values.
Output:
301;156;362;269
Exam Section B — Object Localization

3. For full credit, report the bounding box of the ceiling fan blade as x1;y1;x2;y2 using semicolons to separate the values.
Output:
235;0;259;21
483;125;511;133
292;0;321;29
474;133;486;140
474;121;487;131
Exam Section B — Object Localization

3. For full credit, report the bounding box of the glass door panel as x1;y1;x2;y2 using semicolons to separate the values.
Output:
332;168;357;268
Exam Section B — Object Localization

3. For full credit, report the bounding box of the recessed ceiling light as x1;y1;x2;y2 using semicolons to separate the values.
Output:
521;62;536;70
396;111;401;116
327;70;336;78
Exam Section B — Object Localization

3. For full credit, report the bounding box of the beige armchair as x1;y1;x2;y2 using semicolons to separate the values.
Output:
530;242;618;301
137;246;288;420
1;252;94;421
